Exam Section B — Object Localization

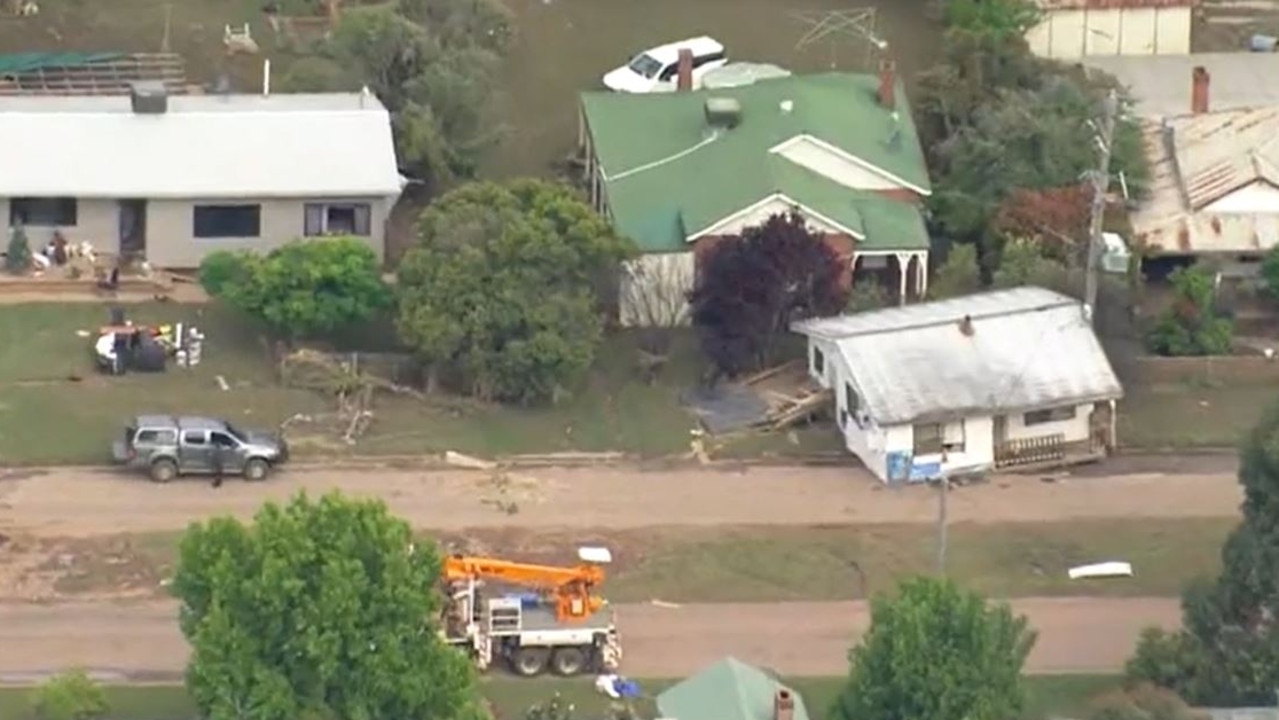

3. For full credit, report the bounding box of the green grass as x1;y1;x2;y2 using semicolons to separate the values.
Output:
41;519;1230;602
0;302;712;464
1118;379;1272;448
0;675;1121;720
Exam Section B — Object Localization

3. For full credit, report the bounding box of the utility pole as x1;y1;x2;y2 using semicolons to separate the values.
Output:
1084;89;1119;326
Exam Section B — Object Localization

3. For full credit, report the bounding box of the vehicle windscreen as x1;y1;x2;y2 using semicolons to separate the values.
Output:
627;53;663;79
223;424;247;443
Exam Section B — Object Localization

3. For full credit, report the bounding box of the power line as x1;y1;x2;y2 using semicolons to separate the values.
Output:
1084;89;1119;326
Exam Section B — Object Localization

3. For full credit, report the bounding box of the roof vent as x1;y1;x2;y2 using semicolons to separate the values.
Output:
130;81;168;114
704;97;742;129
958;315;975;337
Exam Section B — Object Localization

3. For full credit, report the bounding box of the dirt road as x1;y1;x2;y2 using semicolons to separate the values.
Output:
0;597;1180;681
0;464;1241;537
0;463;1231;680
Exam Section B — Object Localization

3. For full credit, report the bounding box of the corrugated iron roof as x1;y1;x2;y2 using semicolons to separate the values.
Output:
1130;110;1279;254
0;92;403;198
1083;54;1279;118
791;288;1123;425
1039;0;1196;9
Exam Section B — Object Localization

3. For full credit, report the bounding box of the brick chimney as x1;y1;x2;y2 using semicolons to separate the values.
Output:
676;48;694;92
877;59;896;108
1191;66;1209;114
774;689;795;720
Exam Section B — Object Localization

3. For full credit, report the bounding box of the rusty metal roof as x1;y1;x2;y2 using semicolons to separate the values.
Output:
1130;110;1279;255
1038;0;1196;9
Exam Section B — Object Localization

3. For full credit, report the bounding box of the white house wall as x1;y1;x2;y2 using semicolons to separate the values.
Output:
774;139;906;192
700;196;847;238
618;251;695;328
1003;403;1095;443
1202;181;1279;214
1026;6;1191;59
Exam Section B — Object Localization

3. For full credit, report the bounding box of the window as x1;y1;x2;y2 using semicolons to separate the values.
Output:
913;423;943;455
10;197;77;227
942;420;966;453
210;431;240;448
812;346;825;376
193;204;261;238
627;53;662;78
693;51;727;68
658;63;678;82
136;429;177;444
181;430;207;446
1023;406;1077;426
304;203;372;237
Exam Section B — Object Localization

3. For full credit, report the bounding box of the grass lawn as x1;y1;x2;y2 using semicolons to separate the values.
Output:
37;518;1229;603
0;302;742;464
1118;379;1273;448
0;675;1120;720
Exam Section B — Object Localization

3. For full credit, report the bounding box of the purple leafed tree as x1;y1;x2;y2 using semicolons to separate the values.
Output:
688;210;847;380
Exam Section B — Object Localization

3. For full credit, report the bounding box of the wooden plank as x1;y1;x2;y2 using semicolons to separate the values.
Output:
741;359;803;387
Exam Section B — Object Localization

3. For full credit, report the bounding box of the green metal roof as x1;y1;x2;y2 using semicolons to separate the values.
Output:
0;52;123;76
581;72;932;253
657;657;812;720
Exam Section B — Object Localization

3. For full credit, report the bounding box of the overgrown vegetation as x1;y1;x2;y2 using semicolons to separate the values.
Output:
395;179;633;403
5;225;31;274
1145;266;1233;356
29;671;108;720
1126;401;1279;704
916;0;1149;280
831;577;1035;720
689;211;846;378
278;0;512;189
199;238;390;340
175;492;479;720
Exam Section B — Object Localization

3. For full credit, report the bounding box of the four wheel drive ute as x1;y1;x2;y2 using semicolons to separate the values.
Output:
113;415;289;483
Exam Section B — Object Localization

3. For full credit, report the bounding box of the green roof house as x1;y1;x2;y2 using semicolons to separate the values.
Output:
579;62;934;326
656;657;810;720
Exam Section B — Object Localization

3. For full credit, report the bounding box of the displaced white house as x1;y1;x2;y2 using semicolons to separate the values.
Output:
791;287;1124;484
1025;0;1194;60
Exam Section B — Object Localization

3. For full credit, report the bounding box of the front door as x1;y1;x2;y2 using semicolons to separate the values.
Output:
210;431;248;474
178;430;212;473
118;199;147;260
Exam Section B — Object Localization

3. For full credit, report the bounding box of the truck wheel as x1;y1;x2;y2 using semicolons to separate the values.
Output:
243;458;270;482
150;459;177;483
509;647;549;677
550;647;588;677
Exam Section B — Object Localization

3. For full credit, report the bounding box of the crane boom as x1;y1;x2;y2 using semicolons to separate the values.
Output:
441;547;611;622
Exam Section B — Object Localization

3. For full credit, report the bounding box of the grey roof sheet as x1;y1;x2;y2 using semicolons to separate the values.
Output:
791;287;1123;425
1082;53;1279;118
0;91;403;198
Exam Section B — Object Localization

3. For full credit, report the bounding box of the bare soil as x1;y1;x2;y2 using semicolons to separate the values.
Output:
0;462;1239;679
0;464;1241;538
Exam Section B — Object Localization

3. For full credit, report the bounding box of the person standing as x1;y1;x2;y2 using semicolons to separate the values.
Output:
211;441;225;489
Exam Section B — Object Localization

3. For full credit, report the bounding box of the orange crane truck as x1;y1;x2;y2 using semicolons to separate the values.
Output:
438;546;622;677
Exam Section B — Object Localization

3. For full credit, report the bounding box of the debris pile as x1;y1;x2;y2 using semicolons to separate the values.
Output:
279;349;422;444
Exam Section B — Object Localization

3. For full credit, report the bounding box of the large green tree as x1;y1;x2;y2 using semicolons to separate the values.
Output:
279;0;511;188
916;26;1148;277
199;237;390;340
1127;402;1279;705
395;179;633;403
173;492;478;720
831;577;1036;720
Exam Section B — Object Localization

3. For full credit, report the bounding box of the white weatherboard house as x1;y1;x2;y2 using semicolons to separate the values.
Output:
791;288;1124;484
1025;0;1194;60
0;86;404;268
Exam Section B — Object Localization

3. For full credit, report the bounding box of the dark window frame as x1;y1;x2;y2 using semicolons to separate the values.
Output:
693;51;727;68
193;204;262;239
1023;406;1077;426
135;429;177;444
181;430;208;446
304;202;372;237
913;423;944;455
10;197;78;227
812;346;825;376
